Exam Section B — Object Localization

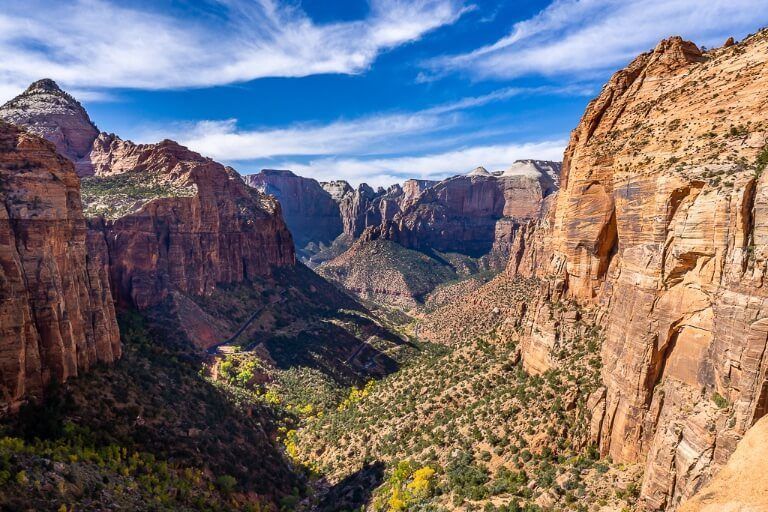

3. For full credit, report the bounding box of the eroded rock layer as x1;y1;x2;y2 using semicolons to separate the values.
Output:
0;122;120;413
0;79;99;174
364;166;559;257
245;170;344;249
85;136;296;310
496;32;768;510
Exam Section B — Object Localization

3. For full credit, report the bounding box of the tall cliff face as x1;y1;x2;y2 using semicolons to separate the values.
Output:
245;170;344;251
0;122;120;413
503;32;768;510
365;163;559;258
335;183;408;238
244;170;438;263
84;135;295;310
0;80;99;174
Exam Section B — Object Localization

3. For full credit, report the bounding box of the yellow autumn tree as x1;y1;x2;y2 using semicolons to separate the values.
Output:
406;466;435;498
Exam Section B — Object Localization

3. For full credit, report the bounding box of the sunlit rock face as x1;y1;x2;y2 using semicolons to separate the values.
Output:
503;32;768;510
0;122;120;413
0;79;99;175
86;138;296;310
364;161;559;257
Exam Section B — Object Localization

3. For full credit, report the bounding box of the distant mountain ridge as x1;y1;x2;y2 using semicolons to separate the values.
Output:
245;160;560;267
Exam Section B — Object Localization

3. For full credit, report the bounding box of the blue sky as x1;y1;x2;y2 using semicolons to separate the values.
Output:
1;0;766;186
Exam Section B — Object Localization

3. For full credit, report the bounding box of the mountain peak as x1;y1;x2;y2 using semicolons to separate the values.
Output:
25;78;65;94
468;166;491;177
0;78;99;166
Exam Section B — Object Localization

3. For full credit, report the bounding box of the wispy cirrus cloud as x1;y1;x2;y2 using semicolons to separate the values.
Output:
0;0;469;101
146;84;592;162
425;0;768;80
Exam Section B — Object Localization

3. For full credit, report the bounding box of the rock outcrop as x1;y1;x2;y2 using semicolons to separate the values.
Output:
0;122;120;413
1;80;296;336
84;136;295;310
678;414;768;511
245;170;344;252
247;163;558;273
312;163;559;305
0;79;99;175
492;32;768;510
364;163;559;258
335;183;405;238
244;170;439;264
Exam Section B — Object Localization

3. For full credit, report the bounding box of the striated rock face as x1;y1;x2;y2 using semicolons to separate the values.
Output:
678;414;768;511
401;179;437;205
335;183;406;238
0;122;120;413
314;164;559;305
365;163;559;258
84;136;295;310
246;164;558;273
499;32;768;510
0;79;98;174
245;170;344;250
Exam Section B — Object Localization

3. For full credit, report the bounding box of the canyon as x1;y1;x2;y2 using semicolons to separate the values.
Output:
0;24;766;512
247;161;560;306
2;80;296;350
422;31;768;511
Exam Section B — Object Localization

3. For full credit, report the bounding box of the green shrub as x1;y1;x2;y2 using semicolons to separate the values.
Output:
711;393;729;409
215;474;237;494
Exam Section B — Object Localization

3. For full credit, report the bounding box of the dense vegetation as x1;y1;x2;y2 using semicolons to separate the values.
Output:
0;311;300;511
80;171;196;218
0;245;643;512
287;282;641;511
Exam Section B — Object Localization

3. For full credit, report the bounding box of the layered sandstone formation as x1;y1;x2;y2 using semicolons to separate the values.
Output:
1;80;296;347
0;79;98;174
491;32;768;510
0;122;120;413
678;414;768;511
245;170;344;250
364;163;559;257
247;163;559;273
85;136;295;310
313;163;559;305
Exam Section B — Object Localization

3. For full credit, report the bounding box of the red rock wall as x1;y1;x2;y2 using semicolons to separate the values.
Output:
369;173;554;257
506;32;768;510
87;138;295;310
0;123;120;413
245;170;344;247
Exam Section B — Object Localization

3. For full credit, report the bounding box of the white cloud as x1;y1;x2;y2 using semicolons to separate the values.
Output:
151;84;590;161
276;139;568;188
0;0;468;101
426;0;768;80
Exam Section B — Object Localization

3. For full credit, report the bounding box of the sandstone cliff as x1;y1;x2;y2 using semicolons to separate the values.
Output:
245;170;344;253
0;79;99;175
483;32;768;510
0;122;120;413
334;182;406;238
314;163;559;306
678;414;768;511
83;135;295;311
363;163;559;258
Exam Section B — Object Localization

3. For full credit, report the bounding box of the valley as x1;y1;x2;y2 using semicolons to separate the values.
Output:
0;17;766;512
